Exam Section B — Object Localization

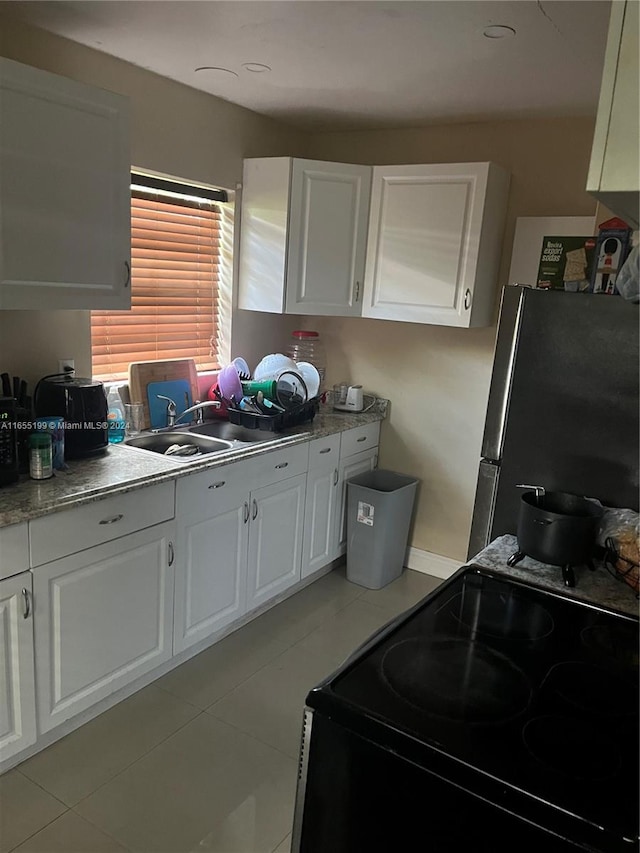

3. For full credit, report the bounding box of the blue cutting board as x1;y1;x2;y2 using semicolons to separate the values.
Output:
147;380;192;429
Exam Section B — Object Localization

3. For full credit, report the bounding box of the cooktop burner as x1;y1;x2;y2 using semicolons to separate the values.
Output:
313;567;639;846
581;621;640;668
448;589;554;641
381;637;532;723
523;715;622;780
545;661;638;716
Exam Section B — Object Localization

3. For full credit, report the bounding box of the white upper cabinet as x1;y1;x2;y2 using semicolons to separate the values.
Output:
362;162;509;327
0;58;131;309
238;157;372;316
587;1;639;228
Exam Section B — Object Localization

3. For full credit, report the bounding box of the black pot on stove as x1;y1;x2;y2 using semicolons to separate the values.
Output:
509;486;604;587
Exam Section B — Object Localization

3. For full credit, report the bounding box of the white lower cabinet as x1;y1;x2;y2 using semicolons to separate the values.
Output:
0;573;36;763
174;452;308;653
33;521;175;734
173;466;249;654
246;474;306;611
302;434;342;579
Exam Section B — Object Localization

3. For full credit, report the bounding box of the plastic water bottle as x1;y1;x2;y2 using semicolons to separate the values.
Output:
106;386;126;444
287;330;326;391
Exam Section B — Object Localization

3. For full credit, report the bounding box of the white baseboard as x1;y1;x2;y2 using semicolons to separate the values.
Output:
405;547;460;580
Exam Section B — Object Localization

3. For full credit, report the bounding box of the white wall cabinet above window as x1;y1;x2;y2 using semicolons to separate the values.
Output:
362;162;510;327
238;157;372;316
587;0;639;229
0;58;131;310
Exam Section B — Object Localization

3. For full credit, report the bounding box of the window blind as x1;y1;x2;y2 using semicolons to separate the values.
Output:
91;184;223;381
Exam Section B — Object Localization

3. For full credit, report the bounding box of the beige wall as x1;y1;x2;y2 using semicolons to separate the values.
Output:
303;119;599;560
0;16;304;388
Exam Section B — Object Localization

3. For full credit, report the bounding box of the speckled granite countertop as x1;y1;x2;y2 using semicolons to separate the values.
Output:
467;534;638;617
0;402;387;528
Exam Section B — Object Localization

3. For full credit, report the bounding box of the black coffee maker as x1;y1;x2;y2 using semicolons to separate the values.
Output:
34;374;108;458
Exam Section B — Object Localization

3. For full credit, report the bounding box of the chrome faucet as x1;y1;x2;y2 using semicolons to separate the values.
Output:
156;396;221;428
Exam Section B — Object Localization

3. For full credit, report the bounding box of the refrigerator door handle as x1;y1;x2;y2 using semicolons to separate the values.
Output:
468;460;500;560
481;286;526;461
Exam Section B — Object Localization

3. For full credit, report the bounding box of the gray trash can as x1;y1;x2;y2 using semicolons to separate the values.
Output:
346;469;419;589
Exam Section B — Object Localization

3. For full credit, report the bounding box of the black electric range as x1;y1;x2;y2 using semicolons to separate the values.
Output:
292;567;639;853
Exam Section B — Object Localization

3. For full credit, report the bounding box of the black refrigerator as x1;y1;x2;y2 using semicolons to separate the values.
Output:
468;285;639;559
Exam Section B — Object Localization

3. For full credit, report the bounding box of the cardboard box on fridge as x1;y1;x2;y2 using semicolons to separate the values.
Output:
536;236;596;291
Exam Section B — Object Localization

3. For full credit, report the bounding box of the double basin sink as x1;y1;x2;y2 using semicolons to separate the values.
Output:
122;420;283;462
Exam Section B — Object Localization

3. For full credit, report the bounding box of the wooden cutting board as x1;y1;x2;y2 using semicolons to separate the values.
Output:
128;359;199;430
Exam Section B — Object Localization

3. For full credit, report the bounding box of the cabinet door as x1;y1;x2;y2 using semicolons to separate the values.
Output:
362;162;508;327
0;58;131;309
302;464;340;579
246;474;306;611
0;573;36;764
286;160;371;316
335;450;378;557
586;1;639;226
33;522;175;733
174;488;249;654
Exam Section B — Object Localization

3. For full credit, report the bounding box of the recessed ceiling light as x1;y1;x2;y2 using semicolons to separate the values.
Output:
483;25;516;39
194;66;239;78
242;62;271;73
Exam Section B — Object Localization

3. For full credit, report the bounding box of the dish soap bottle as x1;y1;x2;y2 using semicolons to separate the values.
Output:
106;386;126;444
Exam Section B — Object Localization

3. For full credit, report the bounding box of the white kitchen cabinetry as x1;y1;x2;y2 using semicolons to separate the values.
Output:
245;474;306;611
33;521;175;733
302;434;341;579
174;443;310;652
334;423;381;557
0;573;37;763
173;463;249;654
238;157;372;316
587;0;639;228
362;162;509;327
0;57;131;309
0;522;29;581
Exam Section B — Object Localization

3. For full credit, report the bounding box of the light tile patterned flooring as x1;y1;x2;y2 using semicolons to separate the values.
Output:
0;567;441;853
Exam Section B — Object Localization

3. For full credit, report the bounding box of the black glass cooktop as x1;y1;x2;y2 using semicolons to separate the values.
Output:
308;568;639;845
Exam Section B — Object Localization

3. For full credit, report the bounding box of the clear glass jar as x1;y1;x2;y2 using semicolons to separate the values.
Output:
287;330;326;391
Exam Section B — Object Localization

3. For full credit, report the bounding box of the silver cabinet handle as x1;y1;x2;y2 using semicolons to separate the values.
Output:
333;468;339;486
252;498;258;520
357;436;367;443
168;542;175;566
124;260;131;288
22;588;31;619
319;447;331;454
208;481;226;490
99;513;124;525
243;501;250;523
354;280;361;302
464;288;472;310
275;461;289;469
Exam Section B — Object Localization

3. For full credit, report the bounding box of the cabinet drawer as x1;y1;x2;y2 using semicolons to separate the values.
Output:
252;441;310;488
308;433;341;470
0;522;29;580
176;459;248;517
30;481;175;567
340;422;380;459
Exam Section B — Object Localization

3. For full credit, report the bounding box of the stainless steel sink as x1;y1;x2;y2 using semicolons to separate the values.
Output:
123;431;234;461
187;421;282;443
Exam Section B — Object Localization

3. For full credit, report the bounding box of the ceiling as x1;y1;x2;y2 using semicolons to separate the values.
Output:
1;0;612;131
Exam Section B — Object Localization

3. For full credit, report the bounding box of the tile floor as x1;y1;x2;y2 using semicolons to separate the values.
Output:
1;567;441;853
